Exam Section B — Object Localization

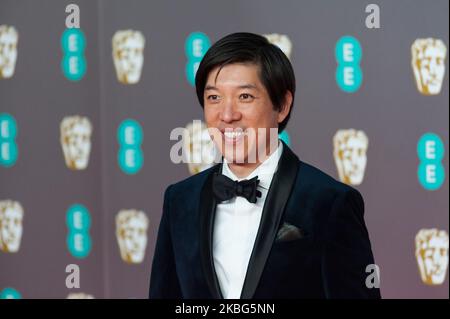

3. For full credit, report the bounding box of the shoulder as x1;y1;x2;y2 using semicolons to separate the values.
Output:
297;160;356;194
287;160;365;238
282;143;360;202
293;159;364;212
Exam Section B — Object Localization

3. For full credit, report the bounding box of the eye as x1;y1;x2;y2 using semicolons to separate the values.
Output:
206;95;220;102
239;93;255;101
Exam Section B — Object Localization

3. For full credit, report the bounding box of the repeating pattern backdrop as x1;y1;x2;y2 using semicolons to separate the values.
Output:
0;0;448;299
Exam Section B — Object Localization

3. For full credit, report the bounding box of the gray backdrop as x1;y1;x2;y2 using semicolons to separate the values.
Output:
0;0;448;298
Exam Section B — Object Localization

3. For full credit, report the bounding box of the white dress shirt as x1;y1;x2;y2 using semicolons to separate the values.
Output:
212;142;283;299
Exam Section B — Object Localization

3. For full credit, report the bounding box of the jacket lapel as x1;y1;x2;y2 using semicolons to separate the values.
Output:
199;163;223;299
199;142;300;299
240;142;300;298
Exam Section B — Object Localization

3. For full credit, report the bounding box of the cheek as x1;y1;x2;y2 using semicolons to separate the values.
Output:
204;108;218;125
249;111;277;129
240;106;262;123
255;102;278;122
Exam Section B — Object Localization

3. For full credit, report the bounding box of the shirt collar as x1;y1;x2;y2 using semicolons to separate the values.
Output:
222;141;283;190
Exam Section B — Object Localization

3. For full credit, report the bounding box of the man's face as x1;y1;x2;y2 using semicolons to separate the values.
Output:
416;230;449;285
0;25;18;79
412;39;447;95
112;31;145;84
204;63;284;165
0;201;23;253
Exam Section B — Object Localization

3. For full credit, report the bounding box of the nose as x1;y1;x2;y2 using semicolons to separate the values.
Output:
219;98;241;123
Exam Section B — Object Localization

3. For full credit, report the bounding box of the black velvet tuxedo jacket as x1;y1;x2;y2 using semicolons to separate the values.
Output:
149;142;381;299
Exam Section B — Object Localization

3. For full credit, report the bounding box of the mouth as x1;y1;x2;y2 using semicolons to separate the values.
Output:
221;128;246;145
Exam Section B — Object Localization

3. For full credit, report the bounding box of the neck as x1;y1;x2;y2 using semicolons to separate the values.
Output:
226;142;279;179
228;161;262;179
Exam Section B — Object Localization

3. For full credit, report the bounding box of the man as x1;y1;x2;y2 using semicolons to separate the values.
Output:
149;32;381;299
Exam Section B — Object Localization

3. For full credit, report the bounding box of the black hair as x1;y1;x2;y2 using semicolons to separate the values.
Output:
195;32;296;132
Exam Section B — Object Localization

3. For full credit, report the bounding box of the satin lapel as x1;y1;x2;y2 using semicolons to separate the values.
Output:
199;163;223;299
240;142;300;299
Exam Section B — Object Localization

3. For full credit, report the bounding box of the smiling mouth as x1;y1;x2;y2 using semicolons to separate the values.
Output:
221;129;246;144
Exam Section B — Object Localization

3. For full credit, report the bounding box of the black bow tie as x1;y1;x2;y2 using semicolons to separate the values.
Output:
212;173;262;204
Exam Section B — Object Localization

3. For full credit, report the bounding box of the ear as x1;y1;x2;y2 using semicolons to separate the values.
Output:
277;91;293;124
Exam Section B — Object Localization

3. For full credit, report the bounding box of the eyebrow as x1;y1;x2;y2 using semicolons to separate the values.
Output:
204;84;258;91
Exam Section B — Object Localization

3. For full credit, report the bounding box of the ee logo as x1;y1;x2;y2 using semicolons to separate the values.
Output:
335;36;363;93
0;288;21;299
185;32;210;86
417;133;445;190
66;204;92;259
117;119;144;174
278;130;291;147
61;4;86;81
0;113;18;167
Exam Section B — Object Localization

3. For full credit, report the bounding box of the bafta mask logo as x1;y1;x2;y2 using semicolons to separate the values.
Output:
112;30;145;84
412;38;447;95
0;25;18;79
415;229;449;285
67;293;94;299
183;120;216;175
0;200;24;253
60;116;92;170
333;129;368;185
116;210;149;264
263;33;292;59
